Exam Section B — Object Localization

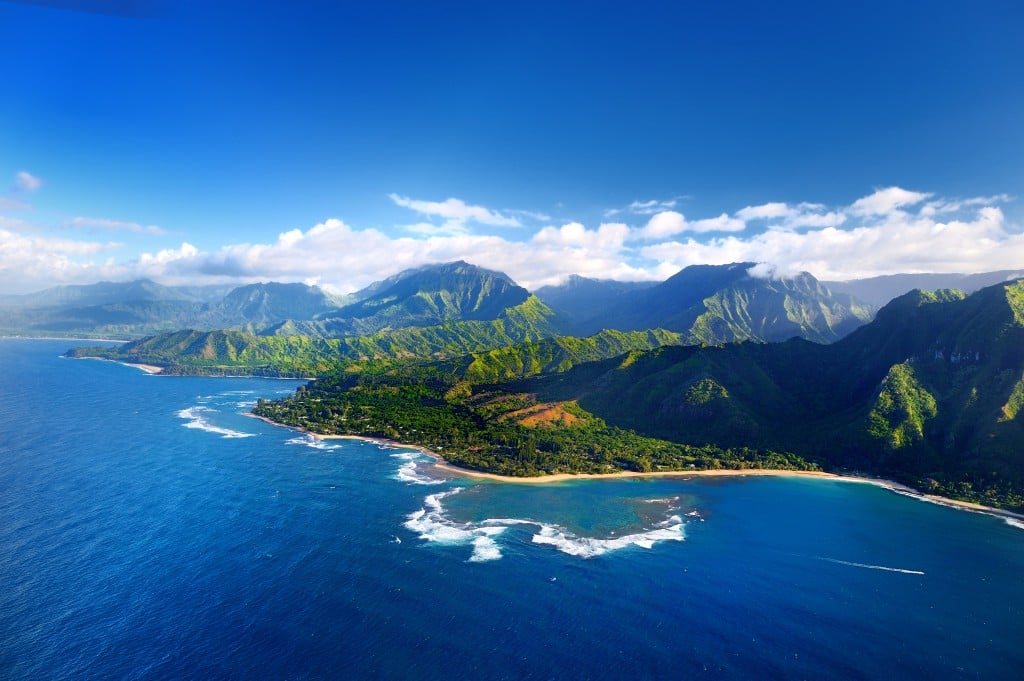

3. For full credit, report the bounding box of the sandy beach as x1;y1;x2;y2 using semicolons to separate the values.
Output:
247;414;1024;524
123;362;164;374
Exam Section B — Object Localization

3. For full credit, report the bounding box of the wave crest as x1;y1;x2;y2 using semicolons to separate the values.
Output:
403;489;688;562
176;406;254;439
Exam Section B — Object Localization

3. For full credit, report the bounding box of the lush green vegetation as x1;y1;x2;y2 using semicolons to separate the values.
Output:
517;282;1024;510
253;368;817;477
67;295;563;376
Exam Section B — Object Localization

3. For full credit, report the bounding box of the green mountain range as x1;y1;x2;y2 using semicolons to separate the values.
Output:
518;280;1024;507
539;262;874;342
824;269;1024;307
65;262;878;374
68;293;562;376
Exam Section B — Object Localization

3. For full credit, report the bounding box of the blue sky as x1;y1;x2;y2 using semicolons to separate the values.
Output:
2;0;1023;293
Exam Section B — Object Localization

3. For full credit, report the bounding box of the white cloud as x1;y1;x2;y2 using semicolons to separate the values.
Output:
0;197;30;211
639;211;688;239
639;199;1020;281
389;194;520;227
637;210;746;239
0;215;35;232
604;198;679;217
0;227;122;292
14;171;43;193
1;186;1020;295
67;217;166;235
849;186;932;216
736;202;792;221
689;213;746;233
736;201;846;230
506;208;552;222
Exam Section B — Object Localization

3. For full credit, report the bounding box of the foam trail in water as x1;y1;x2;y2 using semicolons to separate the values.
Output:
816;557;924;575
1003;517;1024;530
177;406;254;438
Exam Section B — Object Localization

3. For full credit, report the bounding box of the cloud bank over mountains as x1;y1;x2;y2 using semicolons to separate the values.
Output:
0;176;1019;294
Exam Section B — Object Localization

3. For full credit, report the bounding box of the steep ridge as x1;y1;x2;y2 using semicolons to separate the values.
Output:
523;280;1024;506
317;261;534;336
554;263;873;342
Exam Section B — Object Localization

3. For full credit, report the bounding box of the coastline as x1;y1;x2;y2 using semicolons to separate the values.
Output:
72;355;165;374
123;362;164;374
1;335;129;343
247;413;1024;525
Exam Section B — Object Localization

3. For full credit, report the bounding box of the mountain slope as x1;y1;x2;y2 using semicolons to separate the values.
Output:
317;261;535;336
0;279;203;308
521;279;1024;507
560;263;873;342
824;269;1024;307
208;282;343;326
0;279;349;338
68;295;562;375
534;276;657;326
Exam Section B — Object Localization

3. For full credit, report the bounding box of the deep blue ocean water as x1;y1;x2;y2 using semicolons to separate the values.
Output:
2;339;1023;680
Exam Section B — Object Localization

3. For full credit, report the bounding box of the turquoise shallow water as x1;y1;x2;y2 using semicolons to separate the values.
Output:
2;338;1023;679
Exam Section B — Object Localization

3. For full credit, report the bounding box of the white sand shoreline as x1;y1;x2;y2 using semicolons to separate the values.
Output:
246;414;1024;525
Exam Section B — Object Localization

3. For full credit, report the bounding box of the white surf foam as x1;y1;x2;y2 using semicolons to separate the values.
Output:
284;434;342;451
530;515;686;558
816;557;924;575
176;406;255;439
403;489;507;561
390;452;418;461
404;488;689;562
1003;517;1024;530
391;452;444;485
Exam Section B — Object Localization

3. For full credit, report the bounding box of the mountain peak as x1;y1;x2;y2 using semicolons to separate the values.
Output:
319;261;536;335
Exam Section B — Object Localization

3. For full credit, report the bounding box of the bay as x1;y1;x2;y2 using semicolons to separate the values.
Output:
1;339;1022;679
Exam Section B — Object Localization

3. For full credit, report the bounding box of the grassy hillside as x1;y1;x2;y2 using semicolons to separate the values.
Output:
67;295;563;375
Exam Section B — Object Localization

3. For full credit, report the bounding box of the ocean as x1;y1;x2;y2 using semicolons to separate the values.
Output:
2;338;1022;679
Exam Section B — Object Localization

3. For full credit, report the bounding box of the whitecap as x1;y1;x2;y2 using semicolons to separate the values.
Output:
176;406;255;438
390;451;418;461
404;489;688;562
1003;517;1024;530
284;435;342;451
395;460;445;485
404;489;507;561
530;515;686;558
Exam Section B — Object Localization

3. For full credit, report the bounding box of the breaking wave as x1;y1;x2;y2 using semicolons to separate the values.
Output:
176;406;254;439
404;489;506;562
531;516;686;558
403;488;688;562
285;434;343;451
392;451;444;485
